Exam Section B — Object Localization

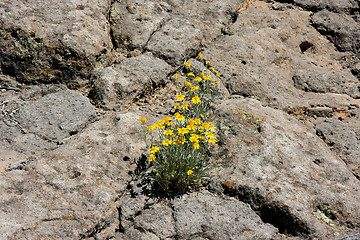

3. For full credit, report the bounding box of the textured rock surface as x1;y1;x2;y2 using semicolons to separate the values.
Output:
90;53;172;110
294;0;359;13
1;0;360;239
311;10;360;57
315;119;360;179
211;98;360;239
0;0;112;86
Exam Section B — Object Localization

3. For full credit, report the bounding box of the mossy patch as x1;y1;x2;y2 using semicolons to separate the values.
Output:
313;204;337;226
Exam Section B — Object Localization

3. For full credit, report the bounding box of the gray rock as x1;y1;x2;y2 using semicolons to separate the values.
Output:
111;0;240;65
145;17;204;66
203;2;360;109
0;0;112;85
0;111;149;239
116;191;278;240
172;191;278;240
294;0;359;13
293;69;360;98
306;107;333;118
315;118;360;178
211;98;360;239
110;0;171;51
337;233;360;240
91;53;172;110
15;90;97;142
311;10;360;57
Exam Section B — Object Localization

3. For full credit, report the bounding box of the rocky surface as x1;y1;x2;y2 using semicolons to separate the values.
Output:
1;0;360;239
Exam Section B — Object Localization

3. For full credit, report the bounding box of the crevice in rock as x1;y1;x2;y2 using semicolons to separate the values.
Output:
223;184;311;237
116;206;125;233
79;219;112;239
143;17;171;54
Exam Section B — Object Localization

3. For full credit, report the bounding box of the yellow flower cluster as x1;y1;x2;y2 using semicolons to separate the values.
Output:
141;55;222;193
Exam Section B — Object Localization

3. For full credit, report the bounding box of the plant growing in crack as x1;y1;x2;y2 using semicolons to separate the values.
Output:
140;54;222;194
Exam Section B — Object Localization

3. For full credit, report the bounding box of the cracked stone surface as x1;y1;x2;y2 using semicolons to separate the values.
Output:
1;0;360;239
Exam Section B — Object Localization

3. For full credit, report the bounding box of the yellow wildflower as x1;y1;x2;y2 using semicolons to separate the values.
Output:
193;77;202;82
198;52;203;57
185;61;191;68
216;73;220;77
208;138;216;144
192;96;201;104
194;118;201;125
179;137;186;144
181;104;189;110
175;114;185;122
162;139;172;146
149;146;159;154
201;73;205;76
163;130;174;135
188;119;195;125
178;127;189;135
149;154;156;162
198;126;204;132
187;124;196;132
155;122;165;129
191;86;199;91
208;124;215;131
173;139;180;145
206;60;210;65
140;117;147;123
202;122;209;129
205;132;215;138
187;72;195;77
209;67;215;72
189;135;199;143
203;75;211;80
174;103;180;109
147;125;156;132
212;81;220;85
177;93;185;101
193;142;200;149
187;169;194;175
185;81;192;87
174;73;179;78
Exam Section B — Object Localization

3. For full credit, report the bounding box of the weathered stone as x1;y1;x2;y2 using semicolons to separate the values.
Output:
306;106;333;118
293;69;360;98
315;119;360;179
0;111;149;239
116;191;278;240
311;10;360;57
0;0;113;86
203;1;360;109
110;0;170;51
112;0;241;65
210;98;360;239
90;53;172;110
15;90;97;142
145;17;204;66
294;0;359;13
172;191;278;240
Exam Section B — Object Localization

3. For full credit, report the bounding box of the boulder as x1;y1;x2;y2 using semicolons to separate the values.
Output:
90;53;172;110
0;0;113;86
0;111;149;239
315;119;360;179
116;191;278;240
202;1;360;109
311;10;360;57
210;98;360;239
294;0;359;13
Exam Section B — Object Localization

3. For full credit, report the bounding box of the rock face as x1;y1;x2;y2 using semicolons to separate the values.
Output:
311;9;360;57
0;0;112;86
1;0;360;239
